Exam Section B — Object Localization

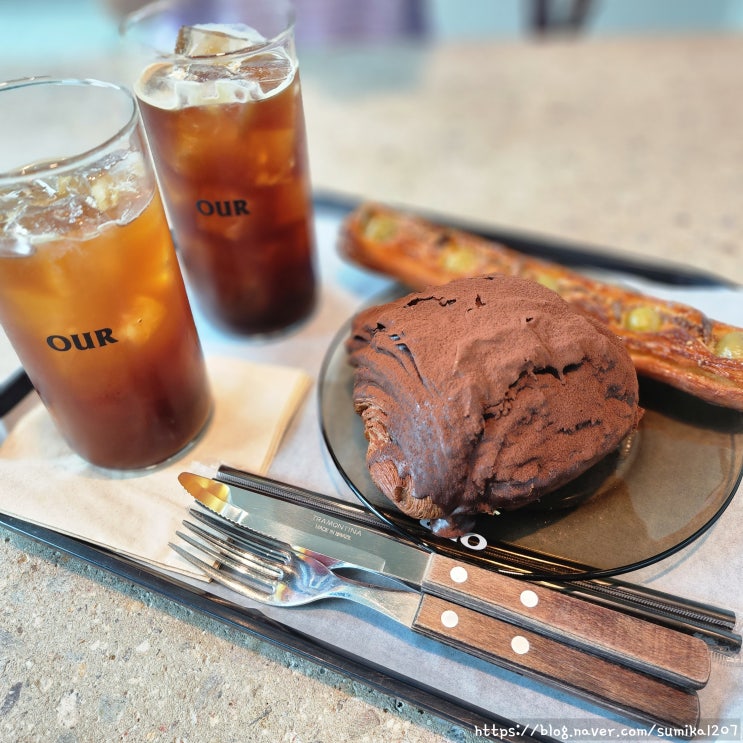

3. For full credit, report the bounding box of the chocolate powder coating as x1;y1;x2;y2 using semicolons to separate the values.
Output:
346;274;642;536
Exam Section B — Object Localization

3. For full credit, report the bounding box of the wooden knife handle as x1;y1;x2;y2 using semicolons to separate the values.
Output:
414;594;700;731
422;554;711;690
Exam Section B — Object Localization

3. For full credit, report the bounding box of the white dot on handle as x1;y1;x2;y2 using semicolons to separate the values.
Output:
520;589;539;608
440;610;459;628
511;636;530;655
449;566;468;584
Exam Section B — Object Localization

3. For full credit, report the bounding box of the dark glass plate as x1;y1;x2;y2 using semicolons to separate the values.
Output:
319;288;743;580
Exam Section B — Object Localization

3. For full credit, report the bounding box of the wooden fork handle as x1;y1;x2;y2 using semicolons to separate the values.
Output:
414;594;700;732
421;554;711;690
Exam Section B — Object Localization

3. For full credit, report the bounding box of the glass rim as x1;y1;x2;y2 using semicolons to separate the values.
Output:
0;77;139;186
120;0;296;62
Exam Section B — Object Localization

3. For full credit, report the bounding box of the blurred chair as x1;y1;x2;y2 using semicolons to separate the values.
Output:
101;0;428;47
101;0;147;18
529;0;595;34
294;0;427;48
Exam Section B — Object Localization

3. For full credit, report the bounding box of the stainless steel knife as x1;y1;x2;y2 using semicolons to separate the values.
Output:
177;471;711;692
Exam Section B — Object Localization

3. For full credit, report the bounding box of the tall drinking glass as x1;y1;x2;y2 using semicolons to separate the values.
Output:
122;0;317;335
0;78;212;470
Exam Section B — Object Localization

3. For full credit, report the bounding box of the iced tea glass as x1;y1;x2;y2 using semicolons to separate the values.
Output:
0;78;212;470
122;0;317;335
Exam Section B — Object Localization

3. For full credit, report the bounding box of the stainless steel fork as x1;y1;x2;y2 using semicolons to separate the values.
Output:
171;516;422;623
169;510;701;730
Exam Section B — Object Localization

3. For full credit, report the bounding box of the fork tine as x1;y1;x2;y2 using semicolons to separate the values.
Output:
181;520;285;575
175;530;281;592
170;542;276;603
188;507;291;563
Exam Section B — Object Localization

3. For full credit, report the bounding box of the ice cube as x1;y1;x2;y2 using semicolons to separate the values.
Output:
83;151;148;226
54;173;92;202
106;150;146;190
0;235;34;257
11;186;85;241
89;173;121;212
135;62;182;111
172;63;262;107
244;127;296;185
175;23;266;57
120;296;166;345
235;50;295;95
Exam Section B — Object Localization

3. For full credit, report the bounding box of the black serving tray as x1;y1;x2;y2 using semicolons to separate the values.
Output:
1;193;738;741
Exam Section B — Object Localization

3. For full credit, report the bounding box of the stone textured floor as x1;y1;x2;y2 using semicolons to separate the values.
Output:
0;530;478;742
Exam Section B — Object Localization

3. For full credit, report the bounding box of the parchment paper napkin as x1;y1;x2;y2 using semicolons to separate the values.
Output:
0;355;311;578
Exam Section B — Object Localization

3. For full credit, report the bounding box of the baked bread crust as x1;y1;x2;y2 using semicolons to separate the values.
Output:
347;275;642;536
339;203;743;412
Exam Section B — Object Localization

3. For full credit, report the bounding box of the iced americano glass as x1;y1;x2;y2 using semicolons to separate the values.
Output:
0;78;212;470
122;0;317;335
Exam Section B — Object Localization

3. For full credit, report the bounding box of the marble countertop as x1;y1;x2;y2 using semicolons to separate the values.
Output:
1;32;742;743
301;33;743;287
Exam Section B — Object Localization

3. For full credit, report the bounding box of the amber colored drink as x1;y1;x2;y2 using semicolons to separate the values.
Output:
136;48;317;335
0;180;212;470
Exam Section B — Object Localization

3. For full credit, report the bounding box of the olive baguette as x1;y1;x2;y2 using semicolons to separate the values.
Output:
339;203;743;411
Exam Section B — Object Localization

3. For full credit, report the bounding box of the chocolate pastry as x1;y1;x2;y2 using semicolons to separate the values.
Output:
340;203;743;411
347;274;642;537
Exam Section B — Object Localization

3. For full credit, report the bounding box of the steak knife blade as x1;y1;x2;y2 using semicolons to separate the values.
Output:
177;471;711;691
